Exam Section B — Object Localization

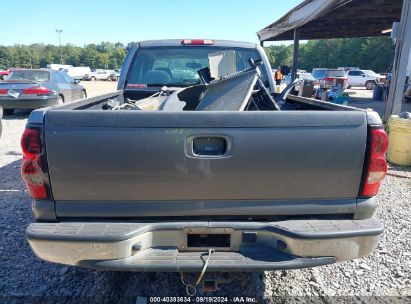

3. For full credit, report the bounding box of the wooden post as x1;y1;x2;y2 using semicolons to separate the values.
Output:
385;0;411;121
292;28;300;81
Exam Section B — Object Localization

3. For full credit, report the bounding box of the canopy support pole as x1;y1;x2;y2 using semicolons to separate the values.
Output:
385;0;411;121
292;28;300;81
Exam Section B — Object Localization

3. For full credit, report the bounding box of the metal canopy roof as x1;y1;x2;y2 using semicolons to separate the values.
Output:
257;0;403;42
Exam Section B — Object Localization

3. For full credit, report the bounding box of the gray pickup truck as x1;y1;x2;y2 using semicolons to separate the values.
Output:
24;40;388;279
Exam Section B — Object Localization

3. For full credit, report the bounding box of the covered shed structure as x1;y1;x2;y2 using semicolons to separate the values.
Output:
257;0;403;41
257;0;410;120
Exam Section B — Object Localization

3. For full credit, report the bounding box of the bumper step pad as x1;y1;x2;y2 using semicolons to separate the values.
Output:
78;246;336;272
27;218;383;242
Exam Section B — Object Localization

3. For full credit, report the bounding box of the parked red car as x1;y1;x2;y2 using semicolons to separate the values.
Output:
0;68;23;80
312;68;348;90
0;70;10;80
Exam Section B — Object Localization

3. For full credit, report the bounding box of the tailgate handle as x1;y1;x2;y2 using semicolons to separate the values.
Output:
192;136;227;156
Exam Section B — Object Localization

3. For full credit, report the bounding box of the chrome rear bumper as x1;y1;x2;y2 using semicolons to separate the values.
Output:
26;218;383;272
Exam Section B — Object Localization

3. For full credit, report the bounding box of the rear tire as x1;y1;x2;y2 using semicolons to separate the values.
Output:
365;81;376;90
3;109;14;115
81;91;87;99
90;76;96;81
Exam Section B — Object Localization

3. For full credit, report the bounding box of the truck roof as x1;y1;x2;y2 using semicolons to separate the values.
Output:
135;39;259;49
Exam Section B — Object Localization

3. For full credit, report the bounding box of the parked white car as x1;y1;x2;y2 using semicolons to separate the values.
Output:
84;69;114;81
63;67;91;80
347;69;386;90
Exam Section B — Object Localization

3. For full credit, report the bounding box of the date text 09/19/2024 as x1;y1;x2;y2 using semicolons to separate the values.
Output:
149;296;257;303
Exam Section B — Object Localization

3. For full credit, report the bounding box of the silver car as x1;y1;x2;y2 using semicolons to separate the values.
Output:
84;69;114;81
0;69;87;115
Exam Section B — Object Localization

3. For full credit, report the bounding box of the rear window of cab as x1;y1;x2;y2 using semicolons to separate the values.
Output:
127;46;269;87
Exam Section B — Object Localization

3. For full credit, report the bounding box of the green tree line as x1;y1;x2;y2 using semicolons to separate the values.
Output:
0;37;394;73
0;42;127;70
265;37;395;73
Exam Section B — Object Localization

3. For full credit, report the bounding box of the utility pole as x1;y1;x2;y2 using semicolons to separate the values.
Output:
55;29;63;64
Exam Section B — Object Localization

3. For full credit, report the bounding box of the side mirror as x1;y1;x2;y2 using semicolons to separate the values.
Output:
73;79;80;84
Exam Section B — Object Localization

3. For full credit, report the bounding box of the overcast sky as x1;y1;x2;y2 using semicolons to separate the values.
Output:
0;0;302;46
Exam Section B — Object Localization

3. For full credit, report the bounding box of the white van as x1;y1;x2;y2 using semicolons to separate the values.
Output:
47;64;73;71
63;67;92;80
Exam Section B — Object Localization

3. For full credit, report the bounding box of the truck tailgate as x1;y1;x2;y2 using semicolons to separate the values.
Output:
44;111;367;217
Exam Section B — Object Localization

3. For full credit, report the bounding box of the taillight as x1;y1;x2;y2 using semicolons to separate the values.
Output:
21;159;47;199
21;127;50;200
360;127;389;197
181;39;214;45
324;78;337;85
21;128;41;158
0;89;7;94
22;86;51;95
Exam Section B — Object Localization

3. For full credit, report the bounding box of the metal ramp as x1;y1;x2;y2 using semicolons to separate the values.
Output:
196;69;259;111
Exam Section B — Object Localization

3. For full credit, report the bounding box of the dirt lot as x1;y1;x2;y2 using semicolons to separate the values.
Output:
80;80;118;98
0;83;410;303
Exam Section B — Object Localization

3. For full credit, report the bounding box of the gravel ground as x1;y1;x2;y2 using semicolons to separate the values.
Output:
0;85;410;303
